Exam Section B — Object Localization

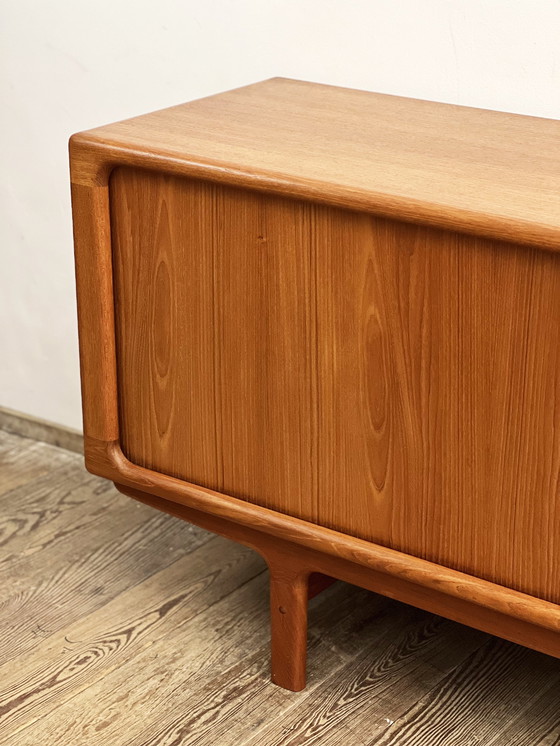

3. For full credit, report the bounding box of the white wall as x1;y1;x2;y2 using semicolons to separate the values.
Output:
1;0;559;430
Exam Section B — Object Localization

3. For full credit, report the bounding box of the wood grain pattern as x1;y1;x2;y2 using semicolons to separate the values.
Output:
372;639;560;746
114;484;560;661
0;537;263;740
89;441;558;647
70;182;117;441
244;615;486;746
125;596;476;746
111;167;560;606
71;79;560;690
269;560;310;691
2;432;559;745
13;572;272;746
0;431;74;494
0;461;112;566
0;471;209;665
71;77;560;251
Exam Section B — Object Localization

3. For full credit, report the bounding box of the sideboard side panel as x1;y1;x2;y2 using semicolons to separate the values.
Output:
110;166;560;604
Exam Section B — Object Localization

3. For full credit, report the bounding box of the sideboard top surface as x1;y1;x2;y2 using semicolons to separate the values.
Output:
71;77;560;250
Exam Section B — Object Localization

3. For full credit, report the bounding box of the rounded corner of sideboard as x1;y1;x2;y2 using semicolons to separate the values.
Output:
69;136;117;189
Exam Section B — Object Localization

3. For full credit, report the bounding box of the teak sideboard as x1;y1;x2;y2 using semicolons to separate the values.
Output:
70;78;560;691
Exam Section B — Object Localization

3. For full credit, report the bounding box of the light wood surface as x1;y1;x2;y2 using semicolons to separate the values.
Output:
71;78;560;251
83;436;560;649
269;561;309;691
111;167;560;606
1;432;559;745
70;79;560;688
0;428;73;493
70;182;117;442
115;480;560;690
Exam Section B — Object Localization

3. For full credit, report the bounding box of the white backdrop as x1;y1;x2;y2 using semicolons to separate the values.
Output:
1;0;560;429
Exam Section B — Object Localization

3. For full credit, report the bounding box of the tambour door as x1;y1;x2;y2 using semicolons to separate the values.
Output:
110;165;560;605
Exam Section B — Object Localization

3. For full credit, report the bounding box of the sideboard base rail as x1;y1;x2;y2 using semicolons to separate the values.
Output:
114;482;560;691
83;434;560;691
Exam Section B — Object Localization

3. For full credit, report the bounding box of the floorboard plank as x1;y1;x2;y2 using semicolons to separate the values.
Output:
0;462;119;564
0;431;75;495
485;676;560;746
371;638;560;746
117;585;390;746
242;610;487;746
0;537;264;741
12;579;386;746
11;572;272;745
1;435;558;745
0;472;210;663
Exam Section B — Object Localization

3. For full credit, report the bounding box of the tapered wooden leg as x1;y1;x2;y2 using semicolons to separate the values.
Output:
269;564;310;691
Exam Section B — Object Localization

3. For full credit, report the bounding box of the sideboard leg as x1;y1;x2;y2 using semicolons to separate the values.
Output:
269;564;309;691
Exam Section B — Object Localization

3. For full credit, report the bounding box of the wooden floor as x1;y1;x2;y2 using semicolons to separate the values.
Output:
0;430;559;746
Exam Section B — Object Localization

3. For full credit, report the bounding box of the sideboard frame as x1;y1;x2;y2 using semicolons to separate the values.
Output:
70;134;560;691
